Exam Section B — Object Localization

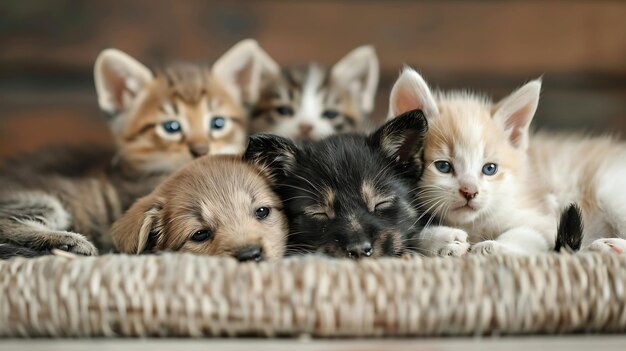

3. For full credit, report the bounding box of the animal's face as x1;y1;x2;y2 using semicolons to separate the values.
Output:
110;156;287;260
419;101;522;224
95;40;276;173
250;46;378;141
245;110;428;258
388;68;540;226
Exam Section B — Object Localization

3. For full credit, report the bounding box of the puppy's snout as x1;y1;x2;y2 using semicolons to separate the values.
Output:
233;245;264;262
346;241;373;259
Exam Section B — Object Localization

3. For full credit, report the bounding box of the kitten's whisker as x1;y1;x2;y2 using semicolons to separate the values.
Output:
409;199;444;229
423;201;444;229
372;161;394;184
292;174;323;196
274;183;319;197
282;195;317;202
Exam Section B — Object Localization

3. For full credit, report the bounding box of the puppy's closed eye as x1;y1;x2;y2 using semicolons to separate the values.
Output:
304;205;333;220
373;199;395;212
310;212;329;220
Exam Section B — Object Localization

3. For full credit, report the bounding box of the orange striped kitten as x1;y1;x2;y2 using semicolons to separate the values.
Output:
0;39;270;258
111;156;287;260
388;67;626;256
251;46;379;141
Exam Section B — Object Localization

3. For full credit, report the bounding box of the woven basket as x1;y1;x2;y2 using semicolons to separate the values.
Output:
1;253;625;337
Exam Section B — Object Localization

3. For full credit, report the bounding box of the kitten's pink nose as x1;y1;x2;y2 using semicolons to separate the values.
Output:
459;188;478;201
190;144;209;158
299;123;313;137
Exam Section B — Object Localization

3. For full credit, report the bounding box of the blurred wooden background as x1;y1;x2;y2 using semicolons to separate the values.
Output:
1;0;625;160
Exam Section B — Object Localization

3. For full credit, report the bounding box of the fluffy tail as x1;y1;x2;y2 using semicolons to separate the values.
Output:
0;243;47;260
554;204;584;252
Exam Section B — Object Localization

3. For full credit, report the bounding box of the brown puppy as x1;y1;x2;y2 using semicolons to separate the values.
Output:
111;156;287;261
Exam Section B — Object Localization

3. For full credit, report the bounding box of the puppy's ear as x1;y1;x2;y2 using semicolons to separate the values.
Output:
94;48;153;117
370;109;428;171
212;39;280;106
110;194;164;254
244;134;298;180
330;45;379;114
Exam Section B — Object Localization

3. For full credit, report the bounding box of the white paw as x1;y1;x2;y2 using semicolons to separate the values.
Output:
421;227;470;257
585;238;626;255
470;240;511;256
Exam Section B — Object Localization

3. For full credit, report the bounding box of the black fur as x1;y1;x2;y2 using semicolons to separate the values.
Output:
245;109;428;258
554;204;584;252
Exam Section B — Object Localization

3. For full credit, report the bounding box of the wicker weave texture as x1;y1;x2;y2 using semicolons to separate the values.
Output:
1;253;625;337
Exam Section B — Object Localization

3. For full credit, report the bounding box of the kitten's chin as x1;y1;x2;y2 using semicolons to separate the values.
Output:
447;204;483;224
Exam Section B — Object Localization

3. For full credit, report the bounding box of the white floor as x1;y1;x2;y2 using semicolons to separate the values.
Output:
2;336;626;351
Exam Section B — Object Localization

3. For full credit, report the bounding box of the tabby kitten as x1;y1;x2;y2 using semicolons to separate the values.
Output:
250;46;379;141
245;110;428;258
389;68;626;255
0;39;270;258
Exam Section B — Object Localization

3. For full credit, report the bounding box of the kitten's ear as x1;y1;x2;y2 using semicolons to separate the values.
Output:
110;195;163;254
212;39;280;106
388;67;438;119
94;49;153;116
330;45;379;114
370;109;429;168
492;79;541;150
244;134;298;180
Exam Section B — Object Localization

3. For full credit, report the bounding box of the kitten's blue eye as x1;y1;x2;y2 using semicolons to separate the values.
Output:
434;161;453;174
275;106;294;116
322;110;339;119
482;163;498;176
211;116;226;130
161;120;181;134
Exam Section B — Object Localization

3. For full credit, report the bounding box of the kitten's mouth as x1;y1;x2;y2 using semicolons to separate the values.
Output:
455;202;479;212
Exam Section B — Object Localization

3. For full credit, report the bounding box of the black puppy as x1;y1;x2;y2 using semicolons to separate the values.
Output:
245;110;428;258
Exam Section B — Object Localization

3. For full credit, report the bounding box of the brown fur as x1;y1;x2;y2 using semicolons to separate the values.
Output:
0;145;166;254
115;63;248;172
0;40;270;257
110;156;287;259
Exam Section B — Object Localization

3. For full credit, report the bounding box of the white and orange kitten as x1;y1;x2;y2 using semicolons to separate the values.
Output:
389;68;626;256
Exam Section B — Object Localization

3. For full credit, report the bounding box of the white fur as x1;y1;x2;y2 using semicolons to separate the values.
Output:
389;68;561;256
300;65;329;135
417;226;470;257
272;65;336;140
584;238;626;255
392;68;626;256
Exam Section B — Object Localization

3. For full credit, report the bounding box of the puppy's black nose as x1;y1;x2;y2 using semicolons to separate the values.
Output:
234;245;264;262
346;242;373;259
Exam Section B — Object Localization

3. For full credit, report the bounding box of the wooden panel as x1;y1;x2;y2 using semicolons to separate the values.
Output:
0;0;625;160
1;1;625;76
